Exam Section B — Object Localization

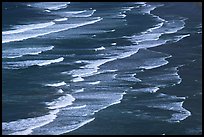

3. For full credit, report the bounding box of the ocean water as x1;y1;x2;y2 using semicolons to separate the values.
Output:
2;2;202;135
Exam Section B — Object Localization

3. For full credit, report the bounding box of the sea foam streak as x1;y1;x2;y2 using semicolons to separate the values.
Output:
54;18;68;22
72;76;84;82
62;105;87;110
57;89;64;93
33;118;96;135
28;2;70;11
37;57;64;66
46;94;75;110
173;34;190;43
2;46;54;59
2;18;102;44
5;57;64;69
111;42;117;45
132;87;160;93
148;101;191;123
2;22;55;35
138;56;171;70
45;81;66;87
2;109;59;135
64;10;87;15
88;81;101;85
94;46;105;51
74;88;85;93
62;10;96;18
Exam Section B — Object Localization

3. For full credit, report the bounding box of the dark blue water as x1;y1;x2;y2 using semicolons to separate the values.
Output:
2;2;202;135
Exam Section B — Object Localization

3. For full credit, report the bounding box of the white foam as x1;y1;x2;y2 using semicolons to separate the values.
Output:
65;10;87;15
2;46;54;59
133;87;160;93
88;81;101;85
196;23;202;29
117;49;140;59
99;69;118;73
94;46;105;51
144;22;164;33
86;92;127;115
69;46;140;80
128;12;185;47
118;13;126;18
62;105;87;110
3;18;102;44
46;94;75;110
57;89;64;93
141;4;158;14
122;6;134;11
161;19;185;34
2;109;59;135
44;10;51;12
173;34;190;43
30;2;70;11
75;61;82;64
111;42;117;45
146;93;191;123
70;58;115;78
37;57;64;66
45;81;66;87
75;88;85;93
117;73;141;82
135;2;146;5
139;56;170;70
108;92;126;106
31;91;127;135
136;39;168;49
5;57;64;69
2;22;55;35
57;118;95;135
104;29;115;33
168;102;192;123
63;10;95;18
72;76;84;82
152;14;166;22
113;74;117;79
149;87;160;93
54;18;68;22
130;33;162;44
